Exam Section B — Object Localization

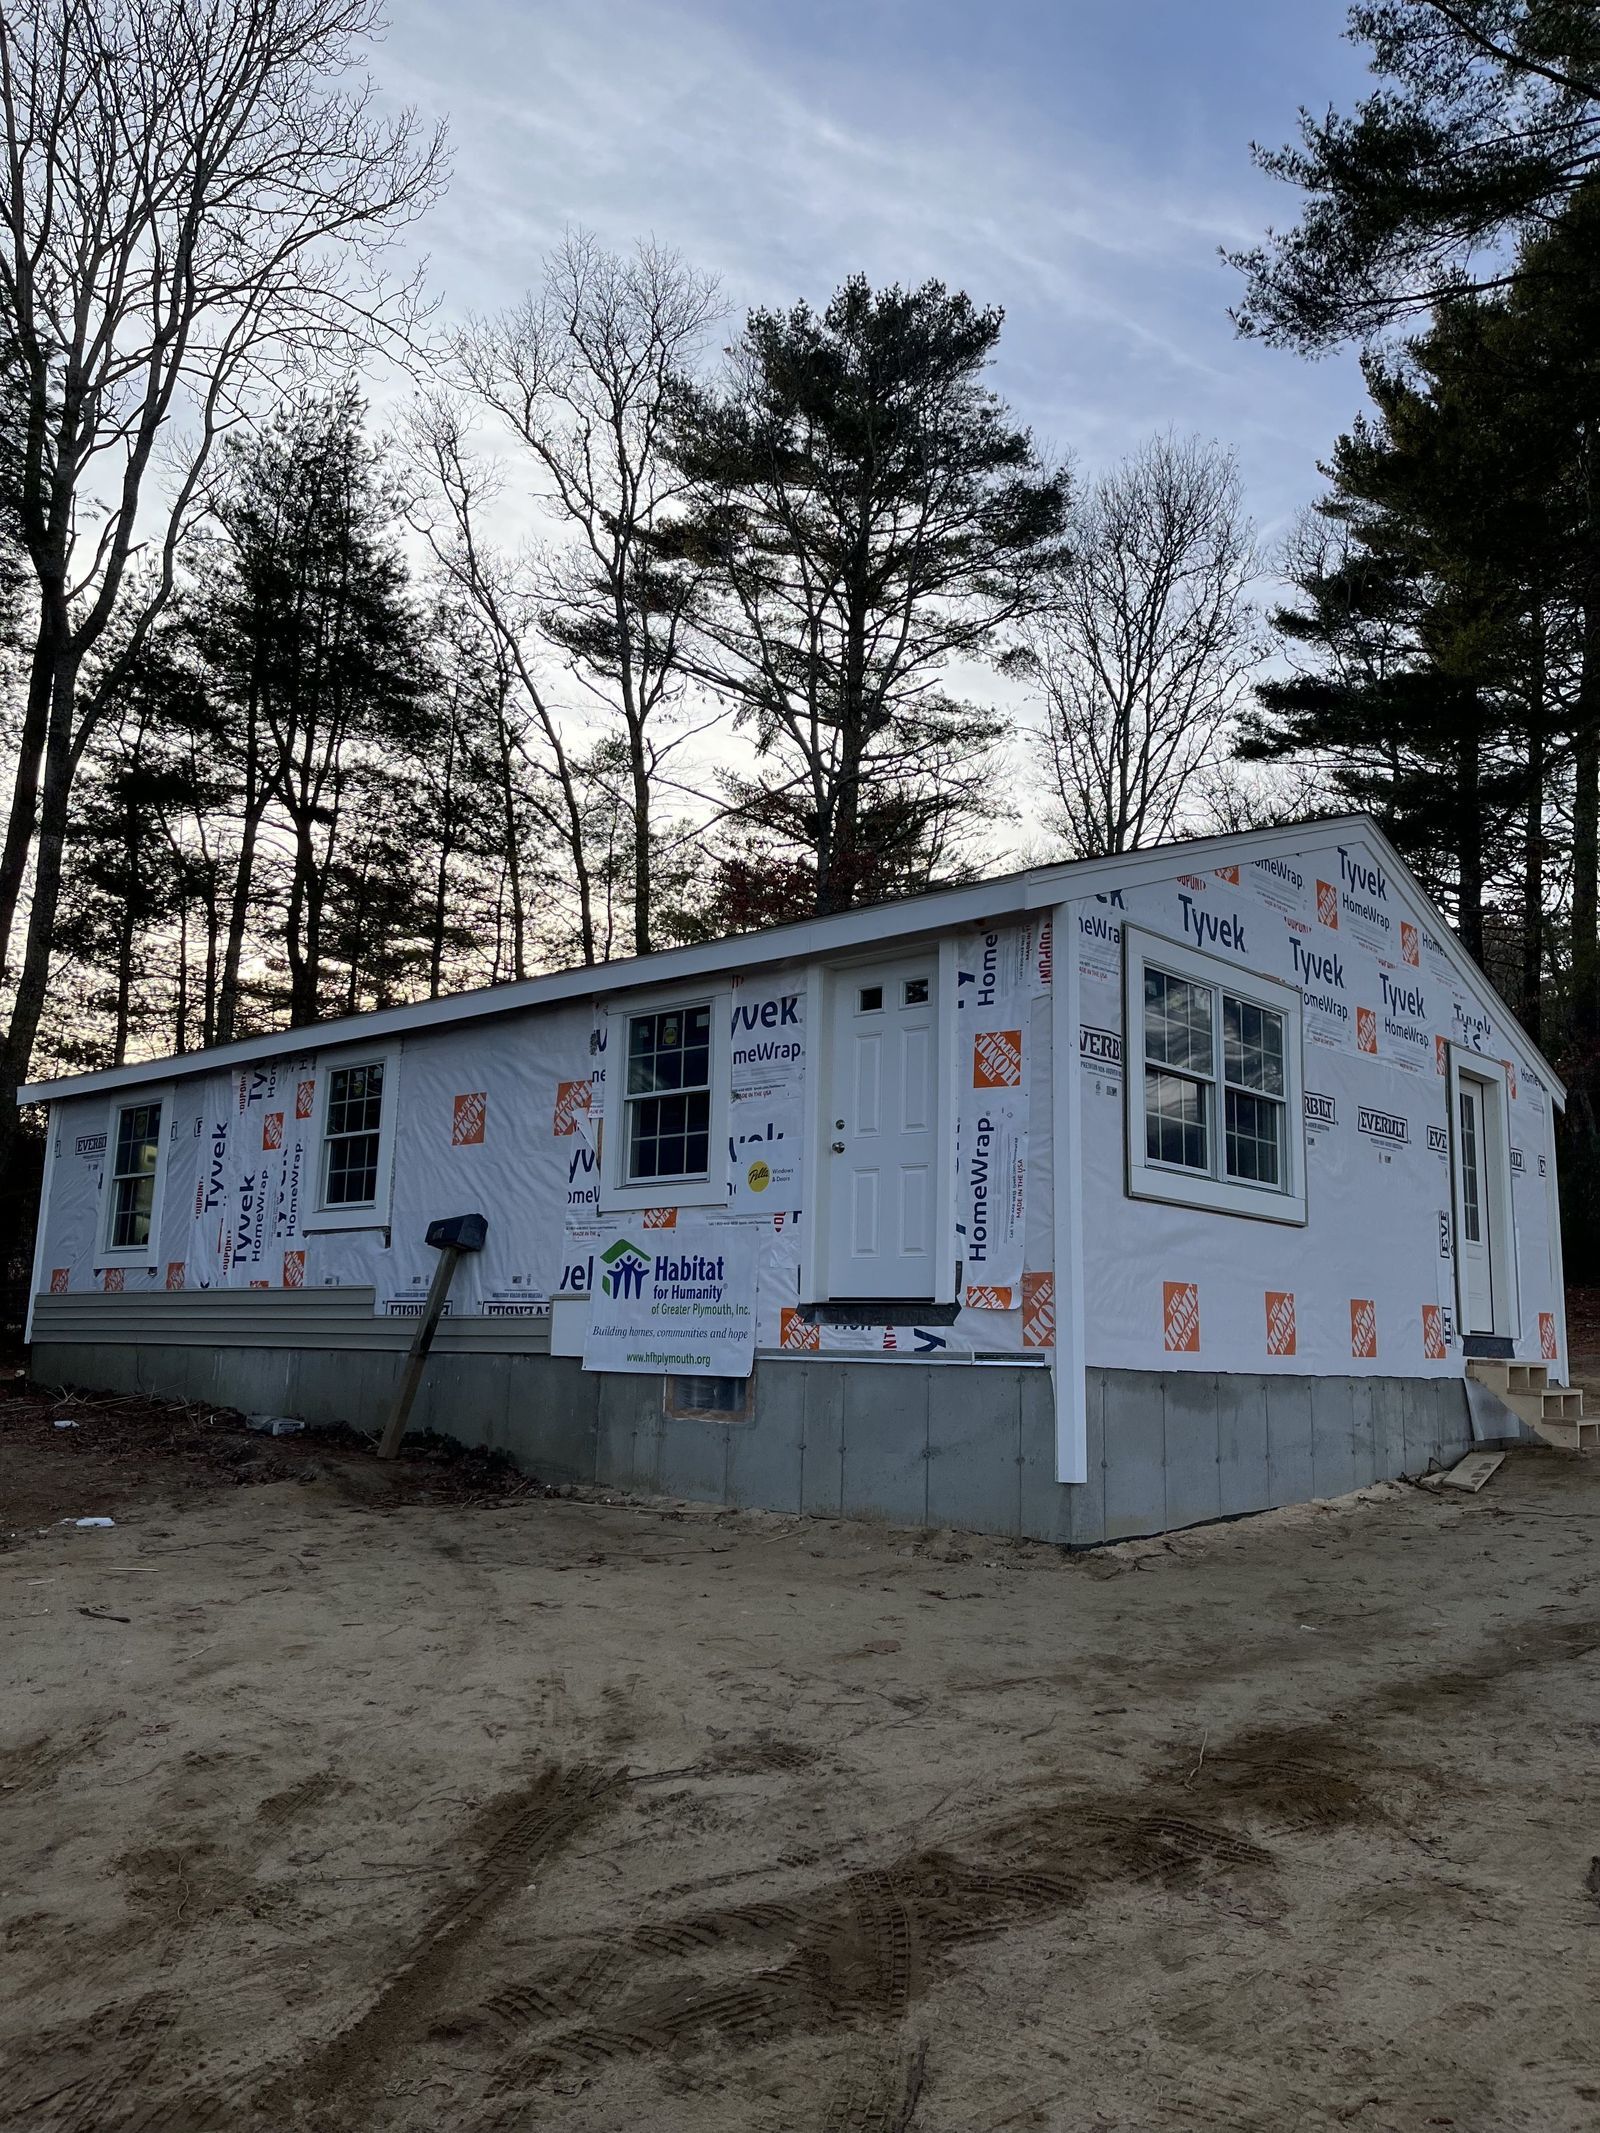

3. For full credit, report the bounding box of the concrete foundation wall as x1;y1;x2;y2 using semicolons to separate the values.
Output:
31;1338;1477;1544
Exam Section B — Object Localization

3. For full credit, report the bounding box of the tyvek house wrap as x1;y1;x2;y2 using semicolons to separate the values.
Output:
1071;834;1563;1377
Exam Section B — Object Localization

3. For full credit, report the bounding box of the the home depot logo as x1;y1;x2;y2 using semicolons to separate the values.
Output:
1401;922;1420;966
1422;1304;1447;1361
1356;1007;1377;1054
599;1237;650;1301
283;1250;305;1289
964;1284;1013;1311
262;1112;283;1151
1540;1311;1558;1360
1350;1299;1378;1359
1265;1290;1296;1356
1316;880;1339;928
1163;1281;1200;1353
49;1268;68;1295
295;1079;315;1119
1022;1271;1055;1349
1215;864;1240;885
1502;1058;1518;1099
165;1261;186;1291
779;1306;820;1351
452;1091;487;1146
640;1206;678;1228
1435;1035;1448;1076
973;1029;1023;1088
103;1268;124;1293
552;1080;592;1136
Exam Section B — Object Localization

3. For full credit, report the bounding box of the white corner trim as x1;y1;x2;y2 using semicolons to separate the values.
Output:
1052;903;1088;1486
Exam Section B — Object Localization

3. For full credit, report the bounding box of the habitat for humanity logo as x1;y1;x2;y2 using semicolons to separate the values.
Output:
600;1237;651;1301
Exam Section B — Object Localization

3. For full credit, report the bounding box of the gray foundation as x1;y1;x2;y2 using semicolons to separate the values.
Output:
31;1320;1475;1544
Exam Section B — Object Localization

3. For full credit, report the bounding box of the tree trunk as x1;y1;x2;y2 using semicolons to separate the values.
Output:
1455;707;1485;966
0;594;67;980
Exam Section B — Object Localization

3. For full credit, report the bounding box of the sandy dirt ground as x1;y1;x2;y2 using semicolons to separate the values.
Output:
2;1383;1599;2133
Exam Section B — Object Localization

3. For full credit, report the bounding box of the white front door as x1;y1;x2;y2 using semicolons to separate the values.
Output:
826;959;938;1297
1455;1079;1494;1333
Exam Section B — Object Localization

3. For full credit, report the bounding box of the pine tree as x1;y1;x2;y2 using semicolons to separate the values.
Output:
663;275;1068;915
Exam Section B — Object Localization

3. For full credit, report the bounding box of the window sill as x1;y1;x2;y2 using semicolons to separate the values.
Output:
1127;1165;1307;1226
598;1177;727;1216
303;1211;391;1236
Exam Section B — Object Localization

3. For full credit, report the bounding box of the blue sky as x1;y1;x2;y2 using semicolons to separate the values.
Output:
380;0;1376;545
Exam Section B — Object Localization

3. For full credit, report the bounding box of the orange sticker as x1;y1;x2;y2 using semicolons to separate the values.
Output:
973;1029;1023;1088
1502;1058;1517;1100
283;1249;306;1290
1022;1270;1055;1349
103;1267;125;1293
165;1261;186;1291
50;1268;69;1295
1422;1304;1446;1361
452;1090;487;1146
1540;1311;1558;1361
295;1079;315;1119
779;1306;820;1351
1350;1299;1378;1359
552;1079;591;1136
964;1283;1013;1311
1163;1280;1200;1353
249;1279;271;1291
1435;1035;1448;1076
1401;922;1419;966
640;1207;678;1228
1316;880;1339;928
1356;1007;1377;1054
1215;865;1240;885
262;1111;284;1151
1265;1290;1296;1356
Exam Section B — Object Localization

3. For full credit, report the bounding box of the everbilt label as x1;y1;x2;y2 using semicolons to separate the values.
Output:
1358;1107;1409;1146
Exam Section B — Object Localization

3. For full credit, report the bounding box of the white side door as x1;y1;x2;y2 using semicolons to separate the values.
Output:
1455;1079;1494;1333
825;960;939;1298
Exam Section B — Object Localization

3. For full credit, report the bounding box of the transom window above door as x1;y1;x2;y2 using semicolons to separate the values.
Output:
1123;925;1306;1225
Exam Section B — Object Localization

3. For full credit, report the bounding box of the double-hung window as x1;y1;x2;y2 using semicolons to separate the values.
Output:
601;989;731;1212
99;1087;173;1263
1124;926;1306;1223
309;1051;397;1230
323;1063;385;1207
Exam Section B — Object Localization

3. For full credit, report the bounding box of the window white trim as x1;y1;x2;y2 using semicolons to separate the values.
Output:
1122;925;1307;1226
98;1083;176;1264
598;984;733;1214
303;1045;400;1235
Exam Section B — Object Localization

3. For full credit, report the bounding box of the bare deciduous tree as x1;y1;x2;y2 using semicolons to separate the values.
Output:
1019;433;1262;856
446;234;720;955
0;0;446;1157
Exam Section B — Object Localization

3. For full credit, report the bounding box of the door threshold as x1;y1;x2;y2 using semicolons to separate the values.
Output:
800;1299;961;1327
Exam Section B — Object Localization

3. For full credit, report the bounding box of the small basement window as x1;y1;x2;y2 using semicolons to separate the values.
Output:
1123;925;1306;1225
664;1373;753;1421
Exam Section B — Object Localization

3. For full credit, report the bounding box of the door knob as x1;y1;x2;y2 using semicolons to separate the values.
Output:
831;1140;846;1153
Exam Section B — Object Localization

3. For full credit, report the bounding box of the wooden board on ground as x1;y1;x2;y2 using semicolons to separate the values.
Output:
1440;1452;1505;1493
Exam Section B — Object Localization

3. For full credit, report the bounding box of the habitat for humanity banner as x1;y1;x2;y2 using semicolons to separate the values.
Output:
582;1214;756;1376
